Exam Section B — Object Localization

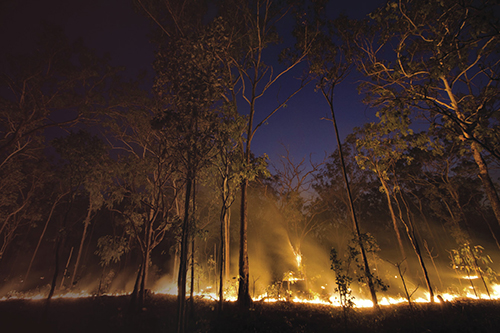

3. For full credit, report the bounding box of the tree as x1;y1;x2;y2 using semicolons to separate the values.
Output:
0;153;48;264
217;0;319;307
355;121;436;302
104;80;181;310
349;0;500;225
51;130;111;290
308;8;380;306
315;138;386;234
0;25;116;271
0;24;118;167
152;20;231;333
270;147;326;280
136;0;319;309
210;109;246;311
354;123;412;267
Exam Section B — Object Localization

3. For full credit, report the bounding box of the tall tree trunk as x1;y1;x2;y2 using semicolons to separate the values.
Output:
219;205;226;312
189;236;195;308
324;86;379;307
139;223;151;308
59;247;74;290
237;179;251;308
23;193;65;289
224;208;231;282
173;243;180;283
43;236;61;321
394;191;434;302
423;240;443;290
379;176;407;264
70;200;93;288
189;177;197;316
177;176;192;333
47;237;61;301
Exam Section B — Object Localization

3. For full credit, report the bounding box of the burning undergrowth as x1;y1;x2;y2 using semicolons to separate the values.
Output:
2;293;500;333
2;173;500;321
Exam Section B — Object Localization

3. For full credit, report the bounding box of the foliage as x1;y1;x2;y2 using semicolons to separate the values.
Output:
95;235;130;267
348;0;500;226
354;0;500;157
330;247;354;308
450;244;498;283
331;233;388;308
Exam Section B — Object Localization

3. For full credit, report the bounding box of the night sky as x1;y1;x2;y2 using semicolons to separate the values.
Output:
1;0;385;166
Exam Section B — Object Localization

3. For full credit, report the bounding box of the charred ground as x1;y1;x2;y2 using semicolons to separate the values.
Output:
1;294;499;333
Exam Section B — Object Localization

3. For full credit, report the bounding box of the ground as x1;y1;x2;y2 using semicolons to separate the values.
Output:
0;294;499;332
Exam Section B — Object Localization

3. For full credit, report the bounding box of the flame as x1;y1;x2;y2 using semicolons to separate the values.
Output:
3;282;500;307
295;253;302;268
0;290;127;301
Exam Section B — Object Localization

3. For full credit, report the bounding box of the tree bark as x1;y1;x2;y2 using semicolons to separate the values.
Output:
237;179;251;308
219;205;226;312
394;191;434;302
23;193;65;289
323;84;379;307
379;176;407;264
139;221;151;308
177;176;192;333
224;208;230;282
189;177;196;316
70;200;93;289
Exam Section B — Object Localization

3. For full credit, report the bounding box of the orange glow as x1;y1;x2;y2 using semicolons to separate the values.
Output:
3;283;499;307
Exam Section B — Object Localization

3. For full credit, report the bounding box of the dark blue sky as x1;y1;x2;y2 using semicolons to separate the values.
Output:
1;0;385;167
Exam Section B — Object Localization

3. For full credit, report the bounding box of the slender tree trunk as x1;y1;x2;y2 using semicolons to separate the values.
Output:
139;233;151;308
412;232;434;302
237;179;251;308
320;82;378;307
224;208;231;282
325;91;378;307
47;238;61;301
189;177;197;316
424;240;443;290
70;201;93;288
177;176;192;333
189;237;195;303
379;176;407;264
173;243;180;283
60;246;74;290
394;192;434;302
43;236;61;321
219;205;226;312
173;179;182;283
23;194;64;289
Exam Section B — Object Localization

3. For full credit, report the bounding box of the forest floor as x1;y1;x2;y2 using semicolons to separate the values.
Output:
0;293;499;333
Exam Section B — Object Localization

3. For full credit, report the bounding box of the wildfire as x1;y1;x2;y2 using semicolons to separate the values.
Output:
295;253;302;268
3;282;500;307
0;290;129;301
